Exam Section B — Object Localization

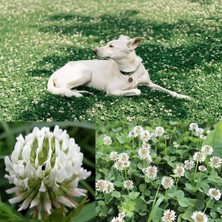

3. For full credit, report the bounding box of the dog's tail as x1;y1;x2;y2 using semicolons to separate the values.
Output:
47;75;83;97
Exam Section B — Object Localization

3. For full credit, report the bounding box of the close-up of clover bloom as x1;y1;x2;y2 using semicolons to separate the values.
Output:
4;125;91;219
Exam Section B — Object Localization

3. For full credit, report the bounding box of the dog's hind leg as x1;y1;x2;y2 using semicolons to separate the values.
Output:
64;71;92;97
145;81;191;100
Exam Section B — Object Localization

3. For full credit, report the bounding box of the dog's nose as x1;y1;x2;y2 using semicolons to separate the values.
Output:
92;48;97;55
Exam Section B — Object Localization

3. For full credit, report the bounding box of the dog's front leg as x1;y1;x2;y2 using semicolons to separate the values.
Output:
109;89;141;96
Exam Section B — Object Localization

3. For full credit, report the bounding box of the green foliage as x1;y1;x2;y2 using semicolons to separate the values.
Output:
96;121;222;222
0;0;222;122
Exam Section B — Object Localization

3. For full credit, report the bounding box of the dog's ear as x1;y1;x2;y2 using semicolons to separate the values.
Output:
127;37;145;50
119;35;130;40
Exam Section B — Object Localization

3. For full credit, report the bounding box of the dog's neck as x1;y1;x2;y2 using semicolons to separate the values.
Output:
115;51;142;73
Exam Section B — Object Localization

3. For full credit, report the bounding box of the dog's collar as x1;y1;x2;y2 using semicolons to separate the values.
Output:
120;63;141;76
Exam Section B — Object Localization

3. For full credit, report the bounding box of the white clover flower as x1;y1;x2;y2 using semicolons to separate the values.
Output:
110;151;119;161
111;217;124;222
195;128;204;138
207;188;221;201
150;131;158;139
103;135;112;145
144;155;153;164
161;176;174;189
140;130;151;142
114;159;130;171
189;123;199;131
155;126;165;136
96;179;107;192
142;166;158;180
95;180;114;194
4;126;91;218
128;131;137;138
173;165;185;178
193;152;206;163
110;212;125;222
191;211;208;222
209;156;222;169
161;209;176;222
133;125;143;136
201;145;213;156
138;147;150;159
142;143;151;150
123;180;133;190
198;165;207;172
105;181;115;194
118;153;129;162
184;160;195;170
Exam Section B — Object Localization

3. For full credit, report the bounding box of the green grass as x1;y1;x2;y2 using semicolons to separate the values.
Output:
0;0;222;122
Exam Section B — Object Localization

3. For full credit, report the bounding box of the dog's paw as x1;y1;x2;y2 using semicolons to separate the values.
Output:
174;93;192;100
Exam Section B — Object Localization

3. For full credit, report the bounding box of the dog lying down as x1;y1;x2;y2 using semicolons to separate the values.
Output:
47;35;190;99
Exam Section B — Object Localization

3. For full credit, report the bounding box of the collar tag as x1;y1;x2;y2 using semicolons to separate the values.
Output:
128;77;133;82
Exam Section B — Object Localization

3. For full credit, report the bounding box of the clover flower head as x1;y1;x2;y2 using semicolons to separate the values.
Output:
194;128;204;138
193;152;206;163
142;143;151;150
191;211;208;222
207;188;221;201
96;179;114;194
110;151;119;161
138;147;150;159
209;156;222;169
142;165;158;180
110;212;125;222
184;160;195;170
201;145;213;156
128;131;137;138
161;209;176;222
114;159;130;171
118;153;129;162
96;179;107;192
189;123;199;131
155;126;165;136
103;135;112;145
123;180;133;190
161;176;174;189
133;125;143;136
4;126;91;218
173;165;185;178
140;130;151;142
198;165;207;172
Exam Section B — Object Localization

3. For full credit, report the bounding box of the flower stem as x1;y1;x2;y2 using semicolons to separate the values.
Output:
193;162;198;185
203;198;211;213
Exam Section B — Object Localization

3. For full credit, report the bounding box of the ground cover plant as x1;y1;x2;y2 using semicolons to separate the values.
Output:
0;122;95;222
0;0;222;122
96;121;222;222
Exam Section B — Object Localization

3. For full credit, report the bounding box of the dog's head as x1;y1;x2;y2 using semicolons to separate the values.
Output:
93;35;144;60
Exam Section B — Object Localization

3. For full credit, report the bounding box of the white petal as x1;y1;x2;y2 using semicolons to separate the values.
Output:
39;181;47;192
6;187;19;194
72;188;87;197
30;192;41;208
9;194;25;204
57;196;75;208
4;156;13;172
18;195;33;211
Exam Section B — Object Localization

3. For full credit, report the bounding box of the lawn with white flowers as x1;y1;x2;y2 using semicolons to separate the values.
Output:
0;0;222;121
96;122;222;222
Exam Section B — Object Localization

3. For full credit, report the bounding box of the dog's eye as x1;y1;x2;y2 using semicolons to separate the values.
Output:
109;44;114;48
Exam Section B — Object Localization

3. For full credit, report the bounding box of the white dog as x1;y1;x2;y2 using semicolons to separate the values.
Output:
47;35;190;99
